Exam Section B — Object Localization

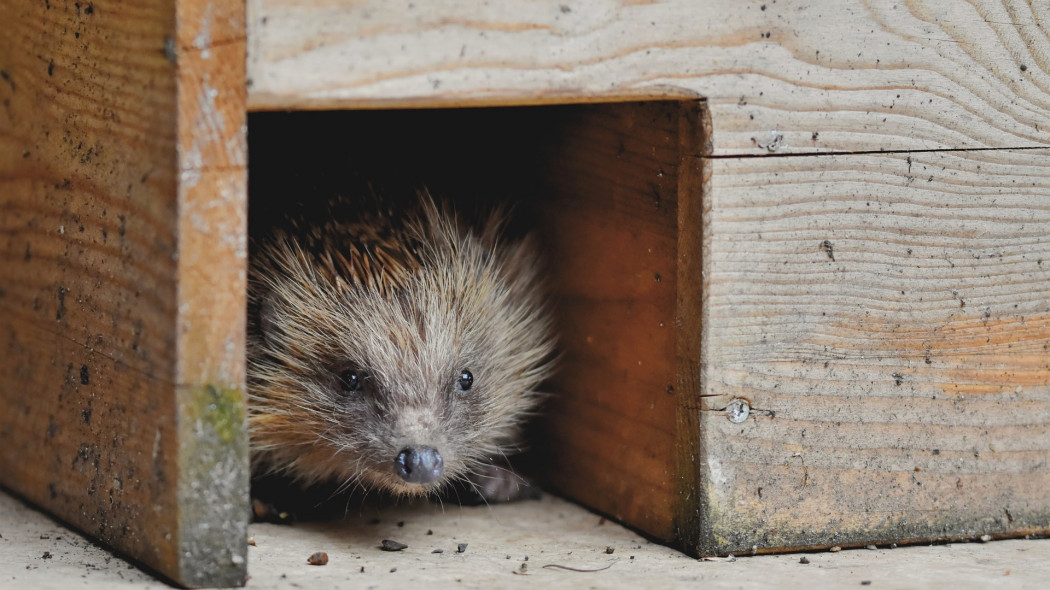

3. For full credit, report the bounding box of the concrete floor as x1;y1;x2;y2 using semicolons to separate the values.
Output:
1;489;1048;589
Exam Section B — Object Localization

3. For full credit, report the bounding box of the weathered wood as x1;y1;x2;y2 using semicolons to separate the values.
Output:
244;0;1050;558
0;0;248;586
173;0;249;585
246;0;1050;156
5;0;1047;571
696;148;1050;554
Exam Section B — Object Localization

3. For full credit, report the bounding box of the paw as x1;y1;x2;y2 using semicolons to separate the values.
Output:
444;463;542;505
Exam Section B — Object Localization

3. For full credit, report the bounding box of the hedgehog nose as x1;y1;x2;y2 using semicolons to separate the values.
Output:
395;446;444;484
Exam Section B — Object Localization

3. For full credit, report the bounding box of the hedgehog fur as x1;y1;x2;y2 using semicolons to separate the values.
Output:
247;192;555;498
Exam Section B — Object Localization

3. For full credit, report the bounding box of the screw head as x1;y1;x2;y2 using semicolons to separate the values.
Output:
725;399;751;423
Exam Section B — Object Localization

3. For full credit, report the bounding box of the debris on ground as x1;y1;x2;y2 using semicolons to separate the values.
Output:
380;540;408;552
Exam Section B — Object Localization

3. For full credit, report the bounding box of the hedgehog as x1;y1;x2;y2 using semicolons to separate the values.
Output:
247;191;556;501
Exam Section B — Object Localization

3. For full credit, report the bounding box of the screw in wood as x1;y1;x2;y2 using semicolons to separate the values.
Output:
725;399;751;423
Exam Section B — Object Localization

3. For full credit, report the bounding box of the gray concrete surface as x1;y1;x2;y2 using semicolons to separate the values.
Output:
1;488;1047;589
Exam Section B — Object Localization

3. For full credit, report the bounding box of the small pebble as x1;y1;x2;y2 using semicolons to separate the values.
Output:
432;549;444;554
861;582;872;586
247;537;257;547
605;547;615;554
426;530;433;536
380;540;408;552
307;552;328;566
390;567;397;573
866;545;877;550
830;546;842;552
980;534;993;543
800;556;810;564
457;543;468;553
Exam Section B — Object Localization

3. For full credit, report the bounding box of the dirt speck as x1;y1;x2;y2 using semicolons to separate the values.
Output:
380;539;407;552
820;240;835;261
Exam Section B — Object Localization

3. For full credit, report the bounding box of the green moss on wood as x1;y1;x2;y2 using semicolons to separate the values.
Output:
177;383;249;587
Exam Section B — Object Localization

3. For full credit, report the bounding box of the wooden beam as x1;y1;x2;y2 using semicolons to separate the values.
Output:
246;0;1050;156
533;102;697;540
0;0;248;585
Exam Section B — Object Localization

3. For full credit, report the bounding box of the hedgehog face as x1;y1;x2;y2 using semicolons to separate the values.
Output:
247;202;555;497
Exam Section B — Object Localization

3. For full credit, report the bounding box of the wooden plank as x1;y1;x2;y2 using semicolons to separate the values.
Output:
173;0;249;585
693;147;1050;555
246;0;1050;156
0;0;248;586
530;101;703;541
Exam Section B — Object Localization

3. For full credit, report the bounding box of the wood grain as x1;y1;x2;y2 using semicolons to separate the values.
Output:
695;147;1050;554
531;102;690;540
246;0;1050;155
0;0;248;585
173;0;249;585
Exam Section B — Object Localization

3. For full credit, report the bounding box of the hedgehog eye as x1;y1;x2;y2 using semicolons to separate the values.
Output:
338;369;363;395
456;370;473;393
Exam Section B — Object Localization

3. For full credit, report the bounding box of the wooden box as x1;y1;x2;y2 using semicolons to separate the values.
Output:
4;0;1050;586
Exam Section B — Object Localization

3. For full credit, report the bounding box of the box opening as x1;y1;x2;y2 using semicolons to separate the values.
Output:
247;100;706;548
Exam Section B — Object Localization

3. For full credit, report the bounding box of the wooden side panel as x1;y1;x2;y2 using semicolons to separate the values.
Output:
695;148;1050;555
173;0;250;586
533;101;699;541
246;0;1050;156
0;0;248;586
0;0;182;574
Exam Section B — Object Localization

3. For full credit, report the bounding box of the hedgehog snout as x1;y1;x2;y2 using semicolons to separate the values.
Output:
394;446;444;484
